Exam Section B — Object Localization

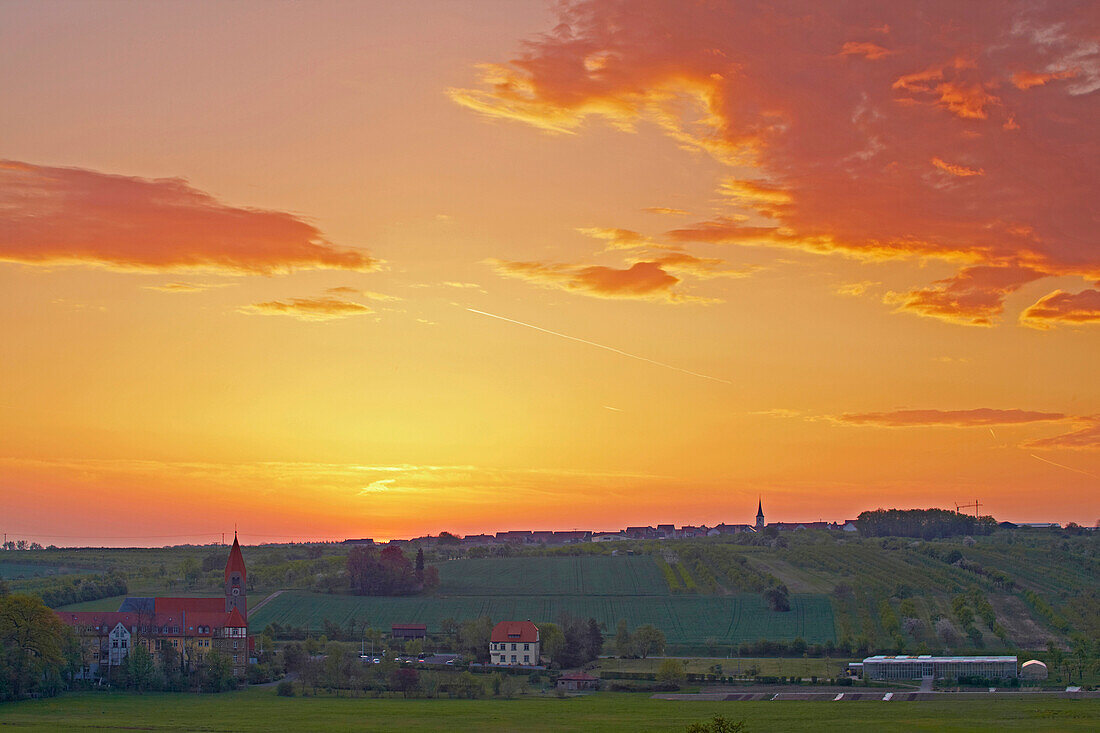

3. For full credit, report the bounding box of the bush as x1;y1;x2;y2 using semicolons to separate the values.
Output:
276;681;295;697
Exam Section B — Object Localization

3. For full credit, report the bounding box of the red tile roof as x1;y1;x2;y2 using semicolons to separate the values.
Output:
225;607;247;628
490;621;539;643
155;597;225;615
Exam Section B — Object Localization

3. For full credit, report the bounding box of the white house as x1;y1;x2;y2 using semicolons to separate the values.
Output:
489;621;540;666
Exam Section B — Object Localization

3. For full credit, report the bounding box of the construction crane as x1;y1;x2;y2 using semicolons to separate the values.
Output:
955;500;981;517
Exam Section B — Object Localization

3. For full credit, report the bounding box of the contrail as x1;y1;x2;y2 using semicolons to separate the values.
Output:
466;308;732;385
1030;453;1099;479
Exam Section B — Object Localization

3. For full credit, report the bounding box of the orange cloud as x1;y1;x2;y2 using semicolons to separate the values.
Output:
577;227;653;250
0;160;376;274
885;265;1046;326
239;296;374;321
1025;417;1100;450
931;157;984;177
839;41;892;60
1020;288;1100;328
455;1;1100;326
489;258;712;303
837;408;1067;427
1011;69;1077;90
642;206;690;216
142;282;231;293
644;251;758;279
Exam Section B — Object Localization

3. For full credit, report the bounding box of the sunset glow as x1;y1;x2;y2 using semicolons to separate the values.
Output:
2;0;1097;545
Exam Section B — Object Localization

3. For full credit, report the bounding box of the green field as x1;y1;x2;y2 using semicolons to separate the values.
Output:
437;556;670;596
0;689;1095;732
0;562;88;579
252;589;835;645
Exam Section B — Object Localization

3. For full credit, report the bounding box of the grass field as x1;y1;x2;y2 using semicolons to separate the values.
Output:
437;556;669;596
0;689;1095;732
595;656;846;678
253;589;836;644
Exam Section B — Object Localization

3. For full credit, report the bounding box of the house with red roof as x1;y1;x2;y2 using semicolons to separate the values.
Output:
57;534;251;681
489;621;540;666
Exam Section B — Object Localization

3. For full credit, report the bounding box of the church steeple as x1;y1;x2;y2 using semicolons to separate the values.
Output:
224;531;247;617
755;498;765;530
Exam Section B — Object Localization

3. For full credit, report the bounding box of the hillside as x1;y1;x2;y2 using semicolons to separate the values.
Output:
4;527;1095;655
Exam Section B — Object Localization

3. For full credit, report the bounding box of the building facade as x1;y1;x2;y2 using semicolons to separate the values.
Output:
861;655;1018;680
57;534;251;680
489;621;540;666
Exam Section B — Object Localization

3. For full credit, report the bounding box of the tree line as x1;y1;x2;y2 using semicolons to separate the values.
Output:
857;508;997;539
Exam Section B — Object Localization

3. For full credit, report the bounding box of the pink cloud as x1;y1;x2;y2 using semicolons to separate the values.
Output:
489;258;714;303
0;161;376;274
837;408;1067;427
453;1;1100;325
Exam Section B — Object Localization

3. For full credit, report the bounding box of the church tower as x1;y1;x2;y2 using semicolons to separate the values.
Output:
224;532;247;617
755;499;765;531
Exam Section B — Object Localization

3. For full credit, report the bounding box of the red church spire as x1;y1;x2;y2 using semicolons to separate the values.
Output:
224;531;246;585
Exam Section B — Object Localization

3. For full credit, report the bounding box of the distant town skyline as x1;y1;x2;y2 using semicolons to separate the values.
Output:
2;1;1097;544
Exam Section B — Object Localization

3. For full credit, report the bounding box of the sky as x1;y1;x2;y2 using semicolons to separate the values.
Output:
1;0;1097;545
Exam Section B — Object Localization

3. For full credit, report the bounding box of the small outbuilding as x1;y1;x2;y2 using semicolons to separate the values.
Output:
391;623;427;640
1020;659;1048;680
556;672;600;691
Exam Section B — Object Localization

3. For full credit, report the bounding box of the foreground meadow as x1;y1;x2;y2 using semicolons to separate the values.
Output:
0;689;1095;732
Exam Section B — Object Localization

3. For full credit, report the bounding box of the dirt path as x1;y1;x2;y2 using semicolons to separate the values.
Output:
250;589;285;616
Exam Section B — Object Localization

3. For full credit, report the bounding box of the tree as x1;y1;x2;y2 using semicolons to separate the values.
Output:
158;640;184;691
415;548;425;578
586;618;604;660
450;670;484;698
457;616;494;663
179;558;201;589
323;642;347;692
0;593;71;700
347;545;423;596
764;585;790;612
614;619;633;657
201;650;236;693
390;667;420;697
125;643;156;692
686;716;747;733
1046;642;1065;683
282;641;306;674
540;622;566;666
657;658;687;686
632;624;666;659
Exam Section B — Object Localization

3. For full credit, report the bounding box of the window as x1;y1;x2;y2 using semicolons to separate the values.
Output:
112;641;118;648
524;643;529;650
524;655;529;663
233;655;239;664
233;641;238;650
510;643;516;651
511;655;517;663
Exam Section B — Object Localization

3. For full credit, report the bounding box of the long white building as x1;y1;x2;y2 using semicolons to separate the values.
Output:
862;655;1017;680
